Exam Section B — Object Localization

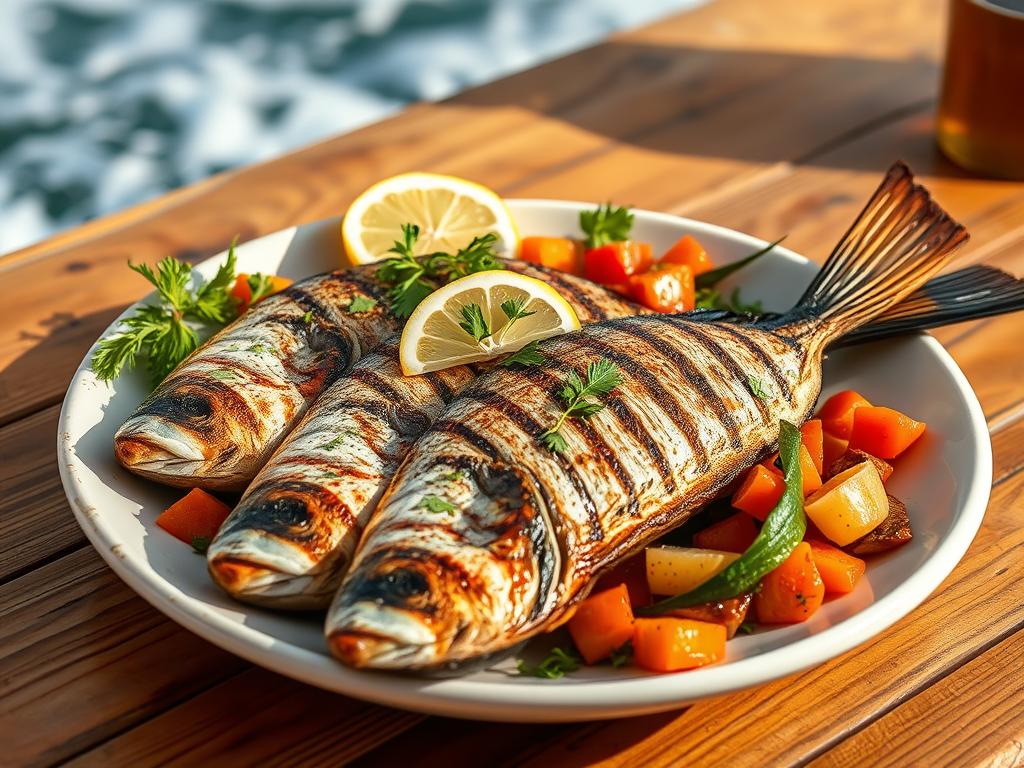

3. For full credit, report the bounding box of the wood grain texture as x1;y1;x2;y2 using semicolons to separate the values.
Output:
808;630;1024;768
1;0;1023;765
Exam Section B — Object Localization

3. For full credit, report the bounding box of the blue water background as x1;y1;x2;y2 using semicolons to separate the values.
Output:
0;0;700;253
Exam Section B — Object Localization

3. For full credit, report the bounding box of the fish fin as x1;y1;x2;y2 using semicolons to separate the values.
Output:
836;265;1024;347
787;162;969;346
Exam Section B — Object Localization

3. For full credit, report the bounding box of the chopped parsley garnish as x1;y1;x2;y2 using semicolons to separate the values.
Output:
191;536;211;555
246;273;276;305
459;303;492;341
347;295;379;314
419;495;456;514
500;340;545;368
747;374;770;400
499;297;536;331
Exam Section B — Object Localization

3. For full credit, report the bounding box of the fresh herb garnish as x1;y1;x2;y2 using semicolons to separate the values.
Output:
694;237;785;290
207;369;238;382
303;311;313;324
246;273;276;305
539;358;623;453
499;297;536;332
459;303;492;341
500;340;545;368
347;295;379;314
378;224;504;318
580;203;633;249
747;374;770;400
737;622;756;635
609;641;633;668
695;286;764;315
92;242;239;385
319;435;348;451
516;647;581;679
247;343;267;354
419;495;456;514
191;536;211;555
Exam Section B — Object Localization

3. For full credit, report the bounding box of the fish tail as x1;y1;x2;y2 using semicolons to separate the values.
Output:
837;265;1024;347
784;162;969;346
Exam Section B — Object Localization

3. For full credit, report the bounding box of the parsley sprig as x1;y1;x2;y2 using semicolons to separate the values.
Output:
459;304;492;341
539;358;623;453
516;647;581;679
580;203;633;249
377;224;504;317
92;243;239;385
419;495;456;514
501;340;545;368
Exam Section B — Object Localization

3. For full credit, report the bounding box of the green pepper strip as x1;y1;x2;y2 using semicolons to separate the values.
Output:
637;419;805;614
694;236;786;290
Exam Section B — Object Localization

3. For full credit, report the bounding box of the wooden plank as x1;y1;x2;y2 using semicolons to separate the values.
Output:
0;548;247;766
809;629;1024;768
0;0;946;425
66;668;422;768
0;405;81;583
353;442;1024;768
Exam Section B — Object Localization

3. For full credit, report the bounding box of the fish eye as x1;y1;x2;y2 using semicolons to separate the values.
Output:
137;392;212;422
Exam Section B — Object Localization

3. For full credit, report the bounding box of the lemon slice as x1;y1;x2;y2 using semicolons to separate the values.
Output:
342;172;519;266
399;271;580;375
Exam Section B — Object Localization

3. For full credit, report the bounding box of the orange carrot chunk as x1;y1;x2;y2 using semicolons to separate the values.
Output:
807;540;866;595
632;617;727;673
798;444;823;497
732;464;785;521
519;236;580;275
822;431;850;475
156;488;233;549
692;512;759;553
848;406;927;459
754;542;825;623
567;584;636;664
816;390;872;440
800;419;825;476
594;553;652;608
660;235;713;276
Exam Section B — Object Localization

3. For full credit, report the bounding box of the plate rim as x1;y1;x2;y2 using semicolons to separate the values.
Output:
56;202;993;721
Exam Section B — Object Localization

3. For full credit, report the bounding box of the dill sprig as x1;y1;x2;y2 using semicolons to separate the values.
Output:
92;242;239;385
539;358;623;453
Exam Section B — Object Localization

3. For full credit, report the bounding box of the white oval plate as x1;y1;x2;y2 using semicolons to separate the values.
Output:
57;202;992;722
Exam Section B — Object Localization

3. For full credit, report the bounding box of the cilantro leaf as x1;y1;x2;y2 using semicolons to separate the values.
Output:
580;203;633;249
516;647;581;679
459;303;492;341
500;340;545;368
539;357;623;453
418;495;456;514
347;295;379;314
191;536;211;555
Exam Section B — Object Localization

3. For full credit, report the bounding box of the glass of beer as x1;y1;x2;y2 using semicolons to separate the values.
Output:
937;0;1024;179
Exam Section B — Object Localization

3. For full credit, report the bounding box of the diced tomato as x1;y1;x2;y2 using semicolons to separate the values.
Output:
848;406;927;459
660;235;713;276
583;241;653;284
692;512;759;553
627;263;695;313
567;584;635;664
816;390;872;440
519;236;580;274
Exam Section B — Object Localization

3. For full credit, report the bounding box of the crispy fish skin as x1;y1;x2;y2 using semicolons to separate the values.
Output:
325;162;969;669
114;267;396;491
207;267;647;607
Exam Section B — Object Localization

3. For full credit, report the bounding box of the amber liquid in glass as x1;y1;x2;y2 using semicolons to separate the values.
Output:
937;0;1024;179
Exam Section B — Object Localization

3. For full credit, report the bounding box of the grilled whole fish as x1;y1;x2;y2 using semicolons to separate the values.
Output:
114;267;397;491
114;261;641;491
207;260;1024;608
325;163;969;669
207;271;647;606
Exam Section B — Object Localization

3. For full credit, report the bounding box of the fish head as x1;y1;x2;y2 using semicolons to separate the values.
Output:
114;378;263;491
326;460;550;669
206;483;355;609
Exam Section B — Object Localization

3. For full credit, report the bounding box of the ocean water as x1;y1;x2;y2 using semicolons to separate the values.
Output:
0;0;699;253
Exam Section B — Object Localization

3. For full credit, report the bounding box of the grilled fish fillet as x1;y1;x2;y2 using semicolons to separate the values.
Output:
208;271;645;606
207;260;1024;609
113;261;637;491
325;163;969;669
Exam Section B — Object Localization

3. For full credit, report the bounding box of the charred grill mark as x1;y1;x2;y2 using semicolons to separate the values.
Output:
349;367;406;405
466;381;604;544
434;421;501;460
288;286;348;325
423;371;457;404
620;319;744;450
340;272;393;305
570;334;677;484
682;322;773;423
582;323;712;467
715;324;793;403
535;270;605;321
346;546;480;616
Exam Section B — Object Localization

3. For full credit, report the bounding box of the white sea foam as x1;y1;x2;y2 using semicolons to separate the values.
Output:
0;0;702;252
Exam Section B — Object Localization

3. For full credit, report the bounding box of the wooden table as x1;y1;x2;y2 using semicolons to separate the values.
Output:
3;0;1023;764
